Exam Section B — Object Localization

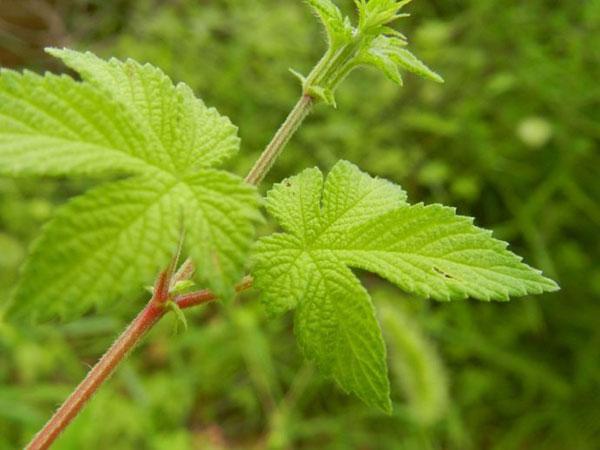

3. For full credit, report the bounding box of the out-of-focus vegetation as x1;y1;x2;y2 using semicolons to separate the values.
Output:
0;0;598;448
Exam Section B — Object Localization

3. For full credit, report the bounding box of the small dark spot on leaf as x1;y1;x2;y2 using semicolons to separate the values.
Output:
433;267;453;279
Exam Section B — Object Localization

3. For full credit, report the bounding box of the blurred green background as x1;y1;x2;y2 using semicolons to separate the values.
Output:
0;0;599;449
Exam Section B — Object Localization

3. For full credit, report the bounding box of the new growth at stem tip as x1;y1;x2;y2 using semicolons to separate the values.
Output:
296;0;443;106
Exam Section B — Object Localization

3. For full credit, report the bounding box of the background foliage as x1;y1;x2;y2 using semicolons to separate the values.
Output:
0;0;598;448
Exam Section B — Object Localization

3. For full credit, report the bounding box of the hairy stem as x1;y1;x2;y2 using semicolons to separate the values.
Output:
245;94;313;186
26;277;254;450
26;300;165;450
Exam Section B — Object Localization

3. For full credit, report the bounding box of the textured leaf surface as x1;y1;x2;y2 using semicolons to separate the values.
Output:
48;49;239;170
0;70;158;176
294;252;390;411
338;203;558;300
16;176;182;320
2;49;259;319
252;160;558;411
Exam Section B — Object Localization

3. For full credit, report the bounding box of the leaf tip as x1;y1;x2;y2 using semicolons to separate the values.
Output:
380;397;394;415
544;277;561;293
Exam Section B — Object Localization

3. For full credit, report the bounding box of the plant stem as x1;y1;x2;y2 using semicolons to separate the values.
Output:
26;299;165;450
245;94;313;186
175;276;253;309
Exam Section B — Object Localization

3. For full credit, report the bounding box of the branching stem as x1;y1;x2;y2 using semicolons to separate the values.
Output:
26;277;254;450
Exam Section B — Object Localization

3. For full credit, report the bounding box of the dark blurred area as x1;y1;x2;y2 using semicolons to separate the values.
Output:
0;0;65;68
0;1;599;449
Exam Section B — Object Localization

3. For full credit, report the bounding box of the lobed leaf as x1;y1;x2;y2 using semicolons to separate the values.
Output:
2;49;260;319
252;160;558;411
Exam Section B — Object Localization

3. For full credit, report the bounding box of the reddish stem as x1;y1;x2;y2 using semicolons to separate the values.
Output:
26;299;165;450
25;275;254;450
175;276;253;309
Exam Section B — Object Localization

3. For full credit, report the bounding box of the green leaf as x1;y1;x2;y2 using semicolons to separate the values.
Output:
301;0;442;108
15;176;180;320
2;49;260;320
254;234;392;412
338;202;558;300
393;47;444;83
357;36;405;85
47;48;239;169
306;0;352;47
358;35;443;84
294;252;391;412
252;160;558;411
0;70;158;176
355;0;412;35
